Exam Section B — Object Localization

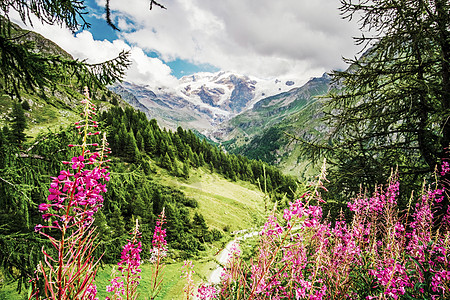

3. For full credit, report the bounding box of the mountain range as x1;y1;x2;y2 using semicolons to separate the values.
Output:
1;20;333;181
111;71;332;178
110;71;311;133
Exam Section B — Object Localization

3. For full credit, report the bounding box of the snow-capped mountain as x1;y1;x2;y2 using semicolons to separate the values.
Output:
110;71;307;133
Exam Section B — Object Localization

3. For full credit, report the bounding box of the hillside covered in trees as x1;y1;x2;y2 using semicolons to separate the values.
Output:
0;91;298;289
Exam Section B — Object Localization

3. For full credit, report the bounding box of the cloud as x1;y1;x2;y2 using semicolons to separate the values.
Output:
8;0;363;85
127;47;178;87
9;11;178;87
107;0;361;78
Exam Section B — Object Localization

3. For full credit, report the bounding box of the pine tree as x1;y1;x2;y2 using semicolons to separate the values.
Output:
172;133;185;156
9;101;27;146
244;163;254;181
125;130;140;162
0;0;163;97
182;160;190;179
198;152;205;166
192;212;210;243
186;145;195;163
192;152;200;167
300;0;450;202
161;152;173;171
136;130;145;151
143;127;156;154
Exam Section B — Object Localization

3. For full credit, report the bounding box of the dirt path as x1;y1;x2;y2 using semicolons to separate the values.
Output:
208;230;260;284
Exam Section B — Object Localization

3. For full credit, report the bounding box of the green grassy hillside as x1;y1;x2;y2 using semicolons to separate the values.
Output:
157;166;266;231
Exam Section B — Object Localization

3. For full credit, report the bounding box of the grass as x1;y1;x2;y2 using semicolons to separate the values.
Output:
0;280;26;300
1;258;221;300
155;166;267;232
279;143;319;181
0;165;267;300
93;262;191;300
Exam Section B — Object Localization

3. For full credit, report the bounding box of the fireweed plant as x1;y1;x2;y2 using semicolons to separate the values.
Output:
29;88;111;300
210;161;450;299
181;260;195;300
197;282;218;300
148;209;168;299
106;219;142;300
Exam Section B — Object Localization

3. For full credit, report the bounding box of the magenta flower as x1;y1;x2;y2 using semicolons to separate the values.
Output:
30;89;111;300
84;283;99;300
261;215;284;236
440;161;450;176
150;209;168;260
38;203;51;212
197;283;218;299
148;209;168;299
71;155;85;170
107;220;142;300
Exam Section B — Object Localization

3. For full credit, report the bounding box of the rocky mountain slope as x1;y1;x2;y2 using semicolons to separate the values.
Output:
212;73;331;141
215;73;332;179
110;71;332;179
110;71;307;132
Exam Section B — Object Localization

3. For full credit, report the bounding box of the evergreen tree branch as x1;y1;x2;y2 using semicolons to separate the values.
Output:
150;0;166;10
105;0;119;31
0;175;32;204
0;0;90;32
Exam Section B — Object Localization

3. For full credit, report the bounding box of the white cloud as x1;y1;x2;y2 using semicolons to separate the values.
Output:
127;47;178;87
8;11;178;87
107;0;361;78
8;0;363;85
117;18;136;32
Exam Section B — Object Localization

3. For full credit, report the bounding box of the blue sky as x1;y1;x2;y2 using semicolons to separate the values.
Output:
11;0;361;87
81;0;219;78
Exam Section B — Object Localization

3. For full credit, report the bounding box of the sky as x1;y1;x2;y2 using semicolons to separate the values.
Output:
10;0;362;88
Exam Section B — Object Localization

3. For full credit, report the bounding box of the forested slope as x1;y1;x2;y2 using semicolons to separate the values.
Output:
0;93;298;290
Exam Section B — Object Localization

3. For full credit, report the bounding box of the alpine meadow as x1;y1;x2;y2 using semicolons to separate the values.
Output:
0;1;450;300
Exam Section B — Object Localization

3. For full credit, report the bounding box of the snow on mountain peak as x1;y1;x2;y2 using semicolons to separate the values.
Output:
112;71;309;132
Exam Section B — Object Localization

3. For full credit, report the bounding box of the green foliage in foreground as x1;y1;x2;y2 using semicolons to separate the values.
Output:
0;97;292;293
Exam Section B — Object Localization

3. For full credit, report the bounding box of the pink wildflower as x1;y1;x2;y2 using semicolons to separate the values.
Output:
197;283;218;300
107;220;142;300
84;283;99;300
440;161;450;176
150;209;168;261
261;215;284;236
38;203;51;212
181;260;195;300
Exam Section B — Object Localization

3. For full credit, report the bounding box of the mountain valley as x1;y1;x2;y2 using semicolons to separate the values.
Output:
112;70;332;179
